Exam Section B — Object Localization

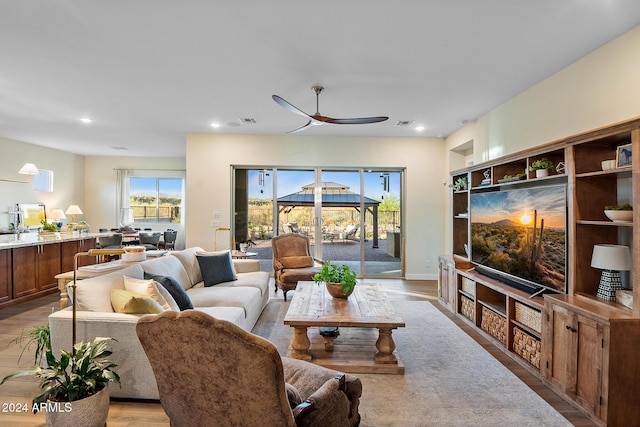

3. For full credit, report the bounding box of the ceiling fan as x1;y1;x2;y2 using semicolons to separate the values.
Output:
272;86;389;133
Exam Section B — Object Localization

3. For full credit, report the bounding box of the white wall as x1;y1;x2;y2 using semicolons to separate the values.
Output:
83;156;187;249
447;25;640;163
443;25;640;253
185;134;446;280
0;137;84;229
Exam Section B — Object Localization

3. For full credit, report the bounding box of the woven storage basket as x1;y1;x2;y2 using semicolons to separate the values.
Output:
461;277;475;296
515;302;542;333
512;326;541;368
480;306;507;345
460;294;475;321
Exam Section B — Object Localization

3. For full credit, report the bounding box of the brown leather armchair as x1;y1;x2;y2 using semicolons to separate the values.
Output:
136;311;362;427
272;233;322;301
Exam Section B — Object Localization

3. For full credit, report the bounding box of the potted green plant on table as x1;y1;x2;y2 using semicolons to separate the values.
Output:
529;158;555;178
313;261;357;298
1;326;120;427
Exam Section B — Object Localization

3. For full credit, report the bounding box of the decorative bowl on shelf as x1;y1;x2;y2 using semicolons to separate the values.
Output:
604;210;633;222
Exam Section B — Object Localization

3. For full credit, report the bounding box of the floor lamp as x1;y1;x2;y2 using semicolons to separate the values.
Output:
591;244;632;302
72;249;125;354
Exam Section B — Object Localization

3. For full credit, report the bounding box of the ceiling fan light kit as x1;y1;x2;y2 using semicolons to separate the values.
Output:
272;86;389;133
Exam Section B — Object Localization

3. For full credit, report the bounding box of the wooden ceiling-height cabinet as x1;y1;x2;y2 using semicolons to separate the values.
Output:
444;117;640;426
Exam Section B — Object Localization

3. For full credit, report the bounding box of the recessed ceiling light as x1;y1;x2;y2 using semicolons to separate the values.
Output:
415;126;425;132
80;117;92;124
210;122;221;128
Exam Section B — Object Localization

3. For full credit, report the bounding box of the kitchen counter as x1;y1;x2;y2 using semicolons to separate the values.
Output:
0;232;102;248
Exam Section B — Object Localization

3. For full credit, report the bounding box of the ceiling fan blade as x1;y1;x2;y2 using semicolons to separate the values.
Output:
328;116;389;125
272;95;313;119
287;120;314;134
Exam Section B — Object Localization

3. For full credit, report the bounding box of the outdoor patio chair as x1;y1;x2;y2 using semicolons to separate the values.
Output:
272;233;322;301
343;224;359;241
136;310;362;427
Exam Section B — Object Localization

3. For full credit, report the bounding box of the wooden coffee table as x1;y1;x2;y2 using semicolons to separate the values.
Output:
284;281;405;374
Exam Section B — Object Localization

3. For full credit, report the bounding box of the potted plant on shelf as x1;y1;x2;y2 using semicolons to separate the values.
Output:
529;158;555;178
1;329;120;427
604;203;633;222
449;176;468;191
313;261;357;298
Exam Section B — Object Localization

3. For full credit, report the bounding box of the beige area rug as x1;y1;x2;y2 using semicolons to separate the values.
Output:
252;299;571;427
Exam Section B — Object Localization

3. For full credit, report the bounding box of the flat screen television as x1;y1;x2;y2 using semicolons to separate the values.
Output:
470;184;567;295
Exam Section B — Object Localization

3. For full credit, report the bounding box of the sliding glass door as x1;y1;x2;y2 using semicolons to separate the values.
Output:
233;167;403;277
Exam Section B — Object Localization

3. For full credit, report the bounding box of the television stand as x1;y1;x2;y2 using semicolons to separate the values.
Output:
439;258;546;377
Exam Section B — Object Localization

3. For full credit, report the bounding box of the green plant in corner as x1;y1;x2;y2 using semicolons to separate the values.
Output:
528;158;554;171
1;336;120;408
313;261;357;295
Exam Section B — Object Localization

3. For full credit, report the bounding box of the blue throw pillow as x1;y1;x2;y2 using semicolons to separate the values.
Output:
143;272;194;311
196;251;237;287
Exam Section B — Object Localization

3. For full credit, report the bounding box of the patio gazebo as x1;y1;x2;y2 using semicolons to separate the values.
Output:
277;182;381;248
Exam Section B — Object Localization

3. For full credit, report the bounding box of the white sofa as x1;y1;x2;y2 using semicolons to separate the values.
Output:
48;247;270;400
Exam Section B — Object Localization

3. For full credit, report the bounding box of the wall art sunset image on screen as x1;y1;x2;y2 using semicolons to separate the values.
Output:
470;185;567;293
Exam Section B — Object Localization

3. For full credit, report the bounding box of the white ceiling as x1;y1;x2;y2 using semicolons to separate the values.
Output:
1;1;639;157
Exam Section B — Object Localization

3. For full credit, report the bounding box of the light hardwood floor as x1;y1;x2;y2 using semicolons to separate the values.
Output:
0;280;594;426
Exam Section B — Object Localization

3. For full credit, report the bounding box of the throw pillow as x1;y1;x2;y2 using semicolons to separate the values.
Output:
279;256;314;269
196;251;237;287
123;276;174;311
110;289;164;314
144;272;194;311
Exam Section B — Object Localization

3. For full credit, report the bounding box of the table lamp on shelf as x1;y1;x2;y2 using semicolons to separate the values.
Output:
65;205;83;231
591;244;632;302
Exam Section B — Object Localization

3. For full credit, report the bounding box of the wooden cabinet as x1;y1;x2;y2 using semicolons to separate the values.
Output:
452;269;544;373
12;243;61;297
446;117;640;424
12;246;38;298
438;256;456;311
37;243;61;291
61;238;97;272
0;249;11;304
542;295;640;426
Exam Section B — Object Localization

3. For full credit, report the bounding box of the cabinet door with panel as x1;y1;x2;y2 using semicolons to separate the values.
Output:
61;238;97;272
12;246;38;298
36;243;61;291
438;256;456;311
0;248;11;303
543;300;604;421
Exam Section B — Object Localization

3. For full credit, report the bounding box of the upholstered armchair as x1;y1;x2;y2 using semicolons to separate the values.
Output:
271;233;322;301
136;311;362;427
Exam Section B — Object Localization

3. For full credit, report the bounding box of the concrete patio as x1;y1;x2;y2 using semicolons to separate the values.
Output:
247;236;402;277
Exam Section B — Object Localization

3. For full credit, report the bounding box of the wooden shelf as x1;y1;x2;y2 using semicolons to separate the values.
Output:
576;220;633;227
478;300;506;316
511;318;541;339
445;117;640;425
